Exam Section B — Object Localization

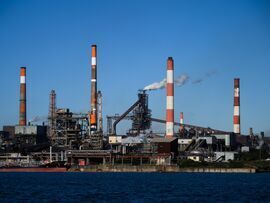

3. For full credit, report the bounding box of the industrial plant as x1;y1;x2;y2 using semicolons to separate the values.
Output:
0;44;269;172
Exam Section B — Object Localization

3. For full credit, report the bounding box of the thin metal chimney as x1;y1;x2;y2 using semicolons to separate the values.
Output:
48;90;56;138
97;90;103;132
180;112;184;131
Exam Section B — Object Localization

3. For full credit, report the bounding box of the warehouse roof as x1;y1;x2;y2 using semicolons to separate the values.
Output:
151;137;177;143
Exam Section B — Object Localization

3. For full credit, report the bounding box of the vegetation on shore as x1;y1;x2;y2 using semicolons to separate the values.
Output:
177;149;270;171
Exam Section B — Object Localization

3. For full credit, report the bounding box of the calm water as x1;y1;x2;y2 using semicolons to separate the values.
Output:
0;172;270;202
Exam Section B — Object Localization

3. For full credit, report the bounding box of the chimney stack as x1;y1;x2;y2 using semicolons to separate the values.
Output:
166;57;174;137
233;78;240;134
97;90;103;132
180;112;184;130
19;67;26;126
48;90;56;138
90;45;98;132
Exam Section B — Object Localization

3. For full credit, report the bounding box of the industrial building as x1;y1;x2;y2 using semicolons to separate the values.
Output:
0;44;269;168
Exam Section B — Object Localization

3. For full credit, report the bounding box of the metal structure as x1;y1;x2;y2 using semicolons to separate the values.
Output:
129;90;151;135
107;88;227;137
97;90;103;132
87;45;104;150
19;67;27;126
90;45;98;132
233;78;240;134
111;90;151;136
48;90;56;139
150;117;228;135
47;45;104;150
166;57;174;137
107;115;133;135
180;112;184;131
50;108;88;148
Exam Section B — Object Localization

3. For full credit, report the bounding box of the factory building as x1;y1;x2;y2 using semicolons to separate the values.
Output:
151;137;178;155
14;125;48;147
0;45;268;168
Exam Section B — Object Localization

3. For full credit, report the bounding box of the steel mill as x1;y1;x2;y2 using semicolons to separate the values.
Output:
0;44;269;171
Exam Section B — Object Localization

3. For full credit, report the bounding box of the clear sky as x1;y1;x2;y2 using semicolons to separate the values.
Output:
0;0;269;135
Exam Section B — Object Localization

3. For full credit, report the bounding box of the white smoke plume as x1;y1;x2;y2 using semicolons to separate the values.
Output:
175;75;189;86
28;116;47;123
143;78;167;91
143;74;189;91
192;70;217;84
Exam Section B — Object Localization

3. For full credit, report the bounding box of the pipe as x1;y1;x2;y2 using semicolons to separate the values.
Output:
97;90;103;132
166;57;174;137
49;146;52;163
19;67;26;126
180;112;184;130
113;99;141;135
90;45;98;132
233;78;240;134
151;117;228;134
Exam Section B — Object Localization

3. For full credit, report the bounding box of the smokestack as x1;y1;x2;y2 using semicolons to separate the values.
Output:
90;45;97;132
19;67;26;126
180;112;184;130
233;78;240;134
97;90;103;132
249;127;253;137
49;90;56;120
166;57;174;137
48;90;56;138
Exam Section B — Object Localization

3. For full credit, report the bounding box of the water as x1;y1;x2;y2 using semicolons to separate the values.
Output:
0;172;269;202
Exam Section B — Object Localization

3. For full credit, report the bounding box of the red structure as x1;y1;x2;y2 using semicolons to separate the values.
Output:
90;45;98;132
233;78;240;134
180;112;184;131
166;57;174;137
19;67;26;126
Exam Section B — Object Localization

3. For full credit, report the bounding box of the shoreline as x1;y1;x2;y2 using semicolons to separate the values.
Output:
69;165;257;173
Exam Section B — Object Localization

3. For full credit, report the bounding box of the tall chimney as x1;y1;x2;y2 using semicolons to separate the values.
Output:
19;67;26;126
48;90;56;138
90;45;97;132
97;90;103;132
166;57;174;137
233;78;240;134
180;112;184;130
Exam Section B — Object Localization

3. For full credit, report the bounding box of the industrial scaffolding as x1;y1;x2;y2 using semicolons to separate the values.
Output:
48;90;89;148
107;90;152;136
49;108;88;149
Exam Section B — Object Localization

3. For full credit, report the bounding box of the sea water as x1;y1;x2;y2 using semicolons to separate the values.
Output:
0;172;269;202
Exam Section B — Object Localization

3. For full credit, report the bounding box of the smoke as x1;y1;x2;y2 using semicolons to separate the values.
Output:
192;79;203;84
192;70;217;84
175;75;189;86
143;78;167;91
143;74;189;91
143;70;217;91
28;116;47;123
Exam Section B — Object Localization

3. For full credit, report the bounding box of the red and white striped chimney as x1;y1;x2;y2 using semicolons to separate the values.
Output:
90;45;98;132
19;67;26;126
166;57;174;137
233;78;240;134
180;112;184;130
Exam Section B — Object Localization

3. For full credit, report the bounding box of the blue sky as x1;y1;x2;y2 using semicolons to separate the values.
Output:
0;0;269;135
